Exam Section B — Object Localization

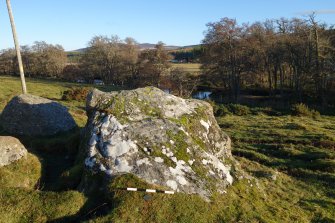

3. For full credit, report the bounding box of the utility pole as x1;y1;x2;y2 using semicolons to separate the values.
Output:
6;0;27;94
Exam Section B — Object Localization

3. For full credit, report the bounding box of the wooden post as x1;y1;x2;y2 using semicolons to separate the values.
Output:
6;0;27;94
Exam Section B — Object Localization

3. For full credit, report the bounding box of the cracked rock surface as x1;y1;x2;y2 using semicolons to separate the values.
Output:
82;87;236;199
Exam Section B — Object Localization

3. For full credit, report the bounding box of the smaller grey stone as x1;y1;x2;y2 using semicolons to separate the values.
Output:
270;171;278;181
143;194;152;201
0;94;77;136
0;136;27;167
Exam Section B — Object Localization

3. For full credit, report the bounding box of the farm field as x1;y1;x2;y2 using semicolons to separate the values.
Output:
0;76;334;222
170;63;201;73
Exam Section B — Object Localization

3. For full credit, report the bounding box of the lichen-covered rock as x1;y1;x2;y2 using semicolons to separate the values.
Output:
0;94;77;136
82;87;235;199
0;136;27;167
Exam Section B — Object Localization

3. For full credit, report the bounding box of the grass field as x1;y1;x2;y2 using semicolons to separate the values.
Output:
170;63;201;73
0;75;334;222
0;76;123;127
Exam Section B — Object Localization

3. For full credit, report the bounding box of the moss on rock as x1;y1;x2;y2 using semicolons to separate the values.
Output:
82;87;235;200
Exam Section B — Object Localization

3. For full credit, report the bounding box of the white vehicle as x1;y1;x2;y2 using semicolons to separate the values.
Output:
76;79;86;83
93;79;104;85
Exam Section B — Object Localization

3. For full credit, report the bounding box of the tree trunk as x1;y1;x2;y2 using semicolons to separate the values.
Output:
273;65;278;92
267;64;272;96
279;65;284;99
6;0;27;94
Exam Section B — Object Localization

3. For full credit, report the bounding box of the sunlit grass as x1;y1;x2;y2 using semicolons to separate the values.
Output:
170;63;201;73
0;76;123;127
0;75;334;222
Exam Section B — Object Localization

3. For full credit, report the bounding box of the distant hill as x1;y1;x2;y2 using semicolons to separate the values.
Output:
71;48;87;53
138;43;180;50
68;43;200;53
179;44;203;49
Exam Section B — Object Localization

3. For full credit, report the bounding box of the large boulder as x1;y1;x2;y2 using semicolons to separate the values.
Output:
81;87;236;199
0;94;77;136
0;136;27;167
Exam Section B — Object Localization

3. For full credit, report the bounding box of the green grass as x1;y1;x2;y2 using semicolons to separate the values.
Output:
0;76;123;127
215;114;335;221
0;153;41;189
0;188;86;223
84;110;335;221
0;75;334;222
0;140;86;223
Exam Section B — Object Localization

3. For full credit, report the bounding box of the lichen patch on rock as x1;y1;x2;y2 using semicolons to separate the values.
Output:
81;87;237;199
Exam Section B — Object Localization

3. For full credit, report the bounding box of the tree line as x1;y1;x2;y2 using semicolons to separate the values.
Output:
0;37;175;85
79;36;172;87
170;46;203;63
0;36;198;97
0;41;67;78
201;15;335;105
1;15;334;105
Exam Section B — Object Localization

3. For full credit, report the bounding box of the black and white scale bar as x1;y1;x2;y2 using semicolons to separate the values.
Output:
126;187;175;194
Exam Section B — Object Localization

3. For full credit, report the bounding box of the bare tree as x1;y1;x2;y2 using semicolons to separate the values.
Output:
201;18;247;102
200;16;335;105
169;68;200;98
6;0;27;94
136;42;172;87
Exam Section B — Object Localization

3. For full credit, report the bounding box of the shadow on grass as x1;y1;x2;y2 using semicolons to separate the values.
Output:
47;174;155;222
300;198;335;209
1;127;82;192
0;119;119;222
302;200;335;223
233;143;335;183
48;196;114;223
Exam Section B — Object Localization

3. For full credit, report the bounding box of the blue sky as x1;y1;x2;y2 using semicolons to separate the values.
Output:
0;0;334;51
